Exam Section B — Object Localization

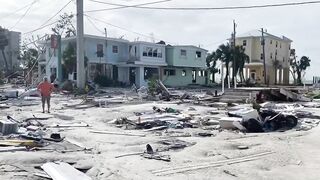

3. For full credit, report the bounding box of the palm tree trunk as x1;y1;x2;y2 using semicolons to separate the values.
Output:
225;63;229;85
274;67;277;85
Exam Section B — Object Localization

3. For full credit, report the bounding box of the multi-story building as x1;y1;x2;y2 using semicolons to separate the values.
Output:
235;30;292;85
0;29;21;72
162;45;208;87
39;35;169;87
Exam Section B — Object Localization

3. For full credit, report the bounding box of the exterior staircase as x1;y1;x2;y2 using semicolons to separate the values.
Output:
220;89;255;103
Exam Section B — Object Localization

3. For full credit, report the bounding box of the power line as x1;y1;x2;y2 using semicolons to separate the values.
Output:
86;0;171;12
23;20;60;35
85;14;155;39
0;1;38;20
10;0;38;30
85;16;105;34
87;0;320;11
39;0;73;27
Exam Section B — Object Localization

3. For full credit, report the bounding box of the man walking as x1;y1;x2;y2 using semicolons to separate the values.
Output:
37;77;54;113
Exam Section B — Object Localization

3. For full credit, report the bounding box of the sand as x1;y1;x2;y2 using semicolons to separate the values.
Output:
0;90;320;180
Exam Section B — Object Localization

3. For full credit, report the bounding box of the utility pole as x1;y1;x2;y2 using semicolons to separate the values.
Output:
261;28;267;86
232;20;237;88
57;35;62;83
76;0;85;89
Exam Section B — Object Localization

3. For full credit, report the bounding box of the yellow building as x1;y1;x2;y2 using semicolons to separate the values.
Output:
235;30;292;85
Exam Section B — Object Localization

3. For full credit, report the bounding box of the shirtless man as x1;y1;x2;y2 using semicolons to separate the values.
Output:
37;77;54;113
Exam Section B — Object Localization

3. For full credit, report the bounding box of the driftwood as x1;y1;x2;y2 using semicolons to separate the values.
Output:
90;130;146;137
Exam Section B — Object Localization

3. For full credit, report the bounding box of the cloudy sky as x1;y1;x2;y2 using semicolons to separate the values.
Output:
1;0;319;80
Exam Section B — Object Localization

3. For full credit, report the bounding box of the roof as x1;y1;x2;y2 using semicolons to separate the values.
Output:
38;34;129;44
130;41;166;47
166;45;208;52
236;30;292;42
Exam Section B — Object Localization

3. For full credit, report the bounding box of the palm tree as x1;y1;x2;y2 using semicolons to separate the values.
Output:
214;43;232;84
296;56;311;85
234;46;250;83
0;27;9;72
206;51;219;83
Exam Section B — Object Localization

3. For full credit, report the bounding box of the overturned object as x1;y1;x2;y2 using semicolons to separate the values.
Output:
41;162;92;180
142;144;171;162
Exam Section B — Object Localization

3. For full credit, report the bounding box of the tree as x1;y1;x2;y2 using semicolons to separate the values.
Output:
62;43;88;79
0;27;9;73
289;49;297;84
206;51;219;83
52;13;76;38
234;45;249;83
213;43;232;84
290;49;311;85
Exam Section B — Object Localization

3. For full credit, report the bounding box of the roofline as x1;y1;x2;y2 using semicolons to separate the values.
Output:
236;30;292;42
38;34;130;44
166;45;208;52
130;41;166;46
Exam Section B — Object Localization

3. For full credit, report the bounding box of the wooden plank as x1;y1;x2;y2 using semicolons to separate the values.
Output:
41;162;92;180
90;130;146;137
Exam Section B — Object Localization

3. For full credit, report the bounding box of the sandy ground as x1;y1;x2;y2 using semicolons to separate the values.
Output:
1;90;320;180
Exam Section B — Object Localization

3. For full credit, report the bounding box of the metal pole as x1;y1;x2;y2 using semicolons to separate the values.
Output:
57;35;62;83
233;20;236;88
261;28;267;86
76;0;85;89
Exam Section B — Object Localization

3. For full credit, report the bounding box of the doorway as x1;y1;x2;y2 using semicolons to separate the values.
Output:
192;70;197;83
129;67;136;85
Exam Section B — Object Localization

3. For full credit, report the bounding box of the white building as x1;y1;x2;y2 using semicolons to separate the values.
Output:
235;30;292;85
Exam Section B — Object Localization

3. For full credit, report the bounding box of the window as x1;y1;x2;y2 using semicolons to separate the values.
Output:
196;51;201;58
276;41;278;48
143;47;148;56
243;40;247;46
270;53;273;59
283;57;285;62
270;40;273;44
182;70;186;76
153;49;158;57
198;70;205;77
164;69;176;76
275;50;278;56
112;45;118;53
180;49;187;56
147;47;152;57
260;53;263;60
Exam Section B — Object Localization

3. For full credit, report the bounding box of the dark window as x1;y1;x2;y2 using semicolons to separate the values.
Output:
270;40;273;44
180;49;187;56
182;70;186;76
144;67;158;80
270;53;273;59
196;51;201;58
147;47;152;57
260;53;263;60
276;41;278;48
243;40;247;46
283;57;285;62
112;45;118;53
153;49;158;57
164;69;176;76
275;50;278;56
97;44;104;57
157;52;162;58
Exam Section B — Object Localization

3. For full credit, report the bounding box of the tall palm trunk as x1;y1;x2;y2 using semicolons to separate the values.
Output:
225;63;229;85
